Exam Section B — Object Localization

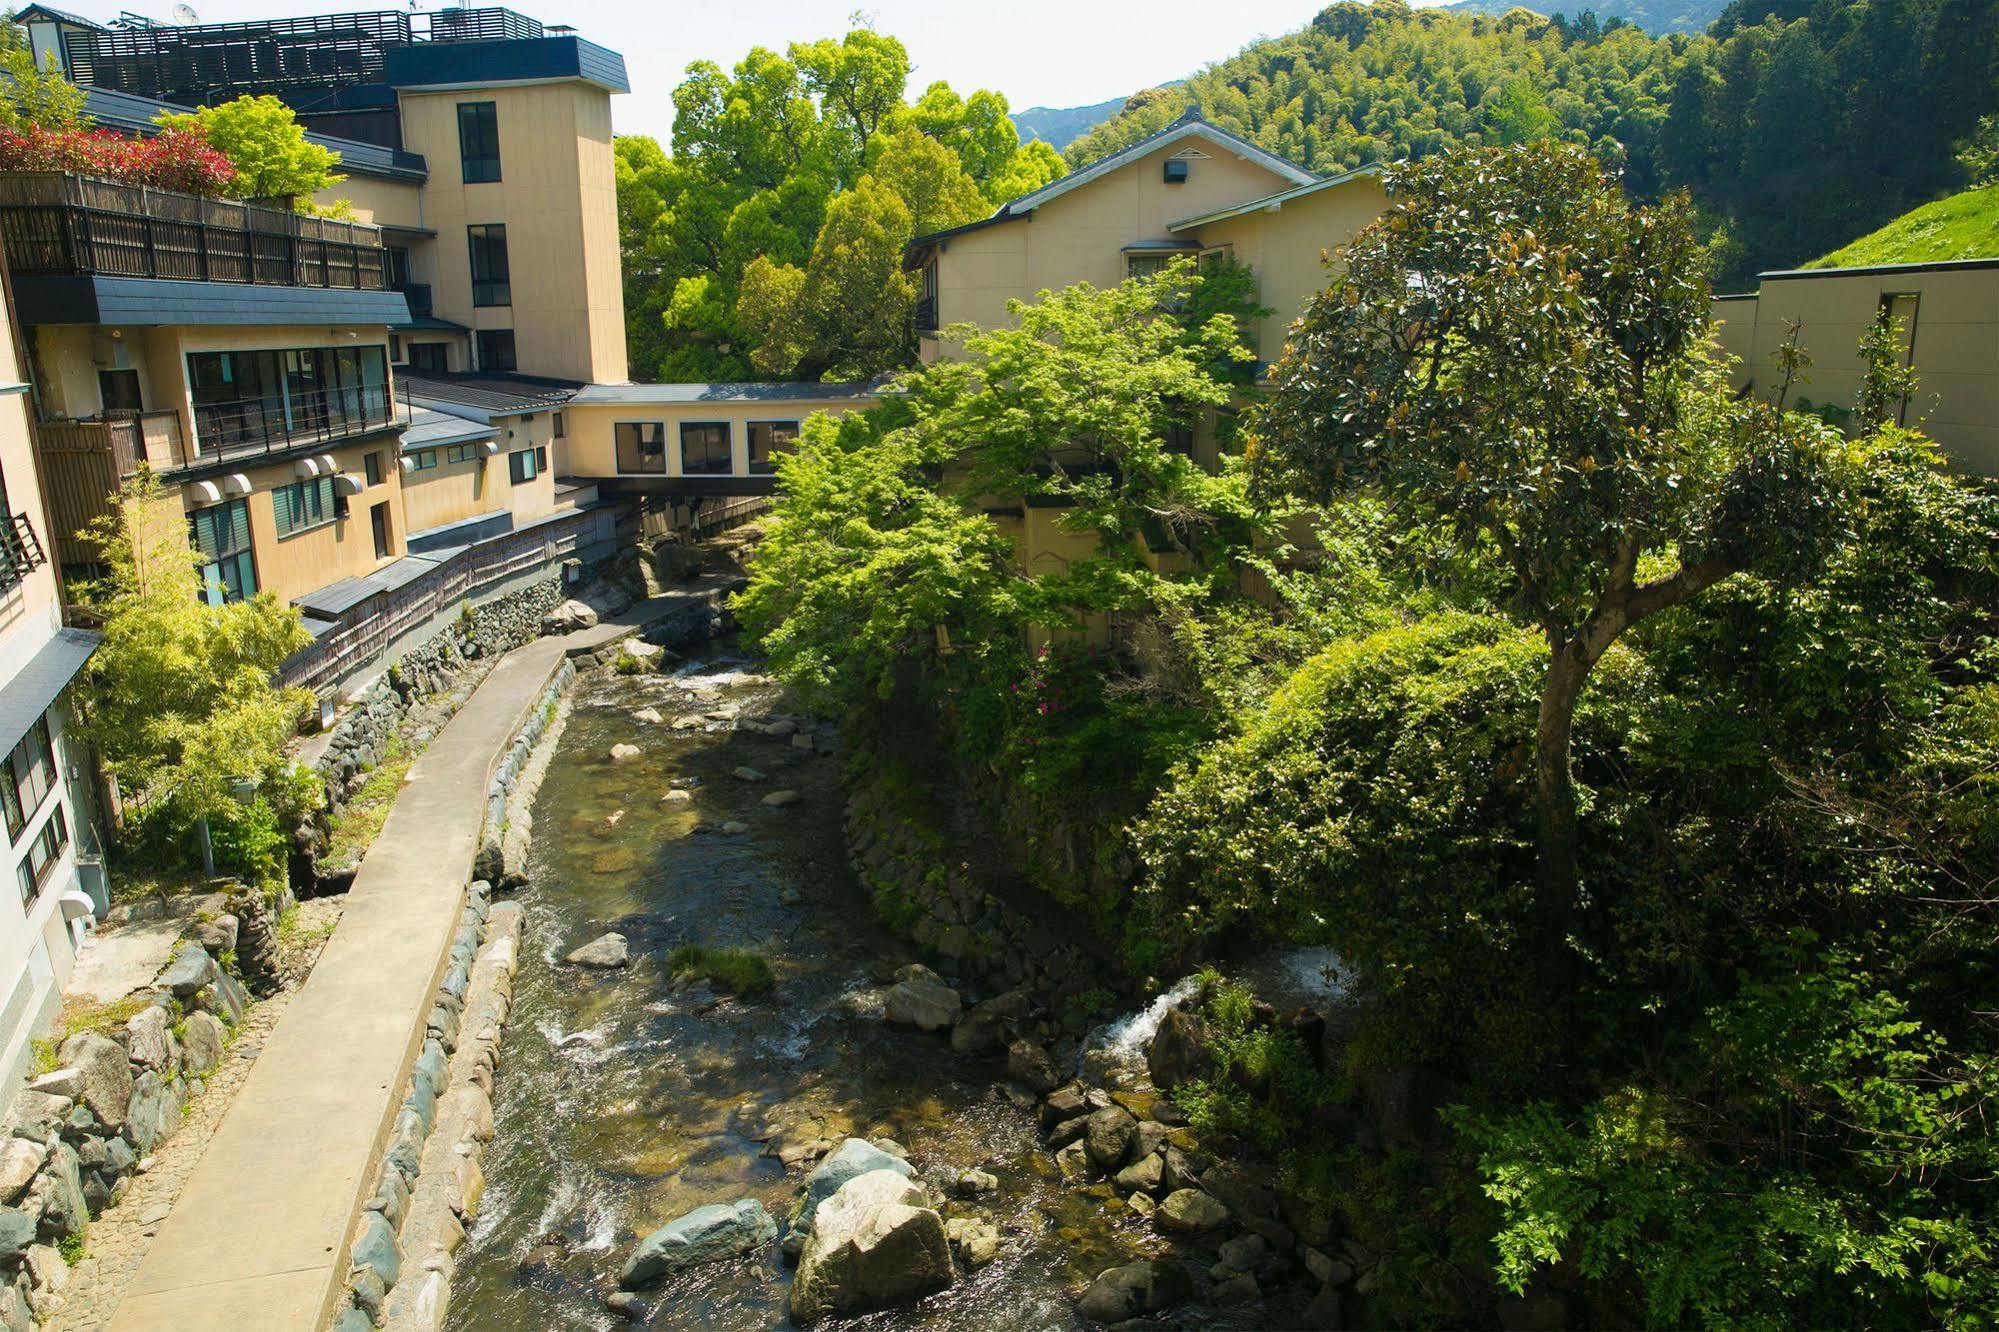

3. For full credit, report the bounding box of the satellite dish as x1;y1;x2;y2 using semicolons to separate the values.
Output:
171;3;199;24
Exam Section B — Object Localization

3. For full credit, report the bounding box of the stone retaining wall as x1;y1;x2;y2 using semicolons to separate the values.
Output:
472;661;575;889
0;947;252;1325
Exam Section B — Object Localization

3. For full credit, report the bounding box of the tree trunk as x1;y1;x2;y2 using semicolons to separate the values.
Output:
1536;640;1593;904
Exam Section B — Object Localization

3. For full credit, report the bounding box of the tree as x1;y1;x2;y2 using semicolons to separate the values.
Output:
75;469;312;830
1855;311;1920;428
1957;113;1999;187
791;28;911;177
0;47;88;133
1260;143;1849;900
156;95;343;201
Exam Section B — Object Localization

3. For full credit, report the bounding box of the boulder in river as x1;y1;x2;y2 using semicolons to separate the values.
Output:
543;600;598;633
762;789;802;808
634;708;664;725
883;965;960;1033
564;933;630;969
1155;1188;1230;1234
1076;1259;1193;1324
1147;1005;1214;1090
618;1199;777;1288
609;743;643;764
950;990;1031;1055
1007;1038;1063;1094
790;1169;953;1324
1083;1105;1137;1172
791;1138;914;1237
944;1215;1000;1269
731;766;767;783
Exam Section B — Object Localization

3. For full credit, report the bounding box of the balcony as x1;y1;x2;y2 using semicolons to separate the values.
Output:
34;412;191;474
0;174;389;291
0;514;46;592
395;282;433;318
914;295;939;333
191;384;402;463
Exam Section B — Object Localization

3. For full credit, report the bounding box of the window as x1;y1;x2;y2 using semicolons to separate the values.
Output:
615;422;666;474
189;499;255;605
1;717;57;843
386;246;412;288
552;411;565;439
680;422;731;475
274;476;337;538
468;225;510;307
364;451;384;486
1126;253;1174;281
1877;292;1920;426
408;343;448;374
408;450;439;471
447;443;484;464
476;329;516;373
371;502;393;559
747;420;799;474
536;445;548;471
457;101;501;184
508;448;539;484
185;346;389;449
16;806;67;907
98;368;141;414
389;334;403;363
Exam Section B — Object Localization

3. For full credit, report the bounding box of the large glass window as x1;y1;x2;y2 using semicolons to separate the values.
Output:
747;420;798;475
408;343;448;374
680;422;731;475
274;476;337;538
1;717;56;843
476;329;516;372
508;448;539;485
457;102;501;184
16;805;67;907
186;346;389;451
189;499;256;605
468;225;510;307
615;422;665;474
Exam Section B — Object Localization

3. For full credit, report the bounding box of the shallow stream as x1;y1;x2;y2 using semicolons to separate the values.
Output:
447;652;1154;1330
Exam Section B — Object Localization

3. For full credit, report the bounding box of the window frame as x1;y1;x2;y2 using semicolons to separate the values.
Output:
614;421;666;475
746;419;800;475
273;475;338;539
475;329;516;373
456;101;502;184
2;716;57;845
507;447;539;485
16;804;67;907
679;421;733;476
467;224;511;307
188;498;256;605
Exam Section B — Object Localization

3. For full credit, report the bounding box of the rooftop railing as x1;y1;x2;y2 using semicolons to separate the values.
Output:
0;173;389;291
192;383;403;462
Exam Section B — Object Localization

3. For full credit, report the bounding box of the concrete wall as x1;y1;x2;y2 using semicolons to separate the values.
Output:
1713;265;1999;474
394;82;626;383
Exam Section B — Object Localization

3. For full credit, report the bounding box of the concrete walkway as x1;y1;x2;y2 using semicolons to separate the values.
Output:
104;607;658;1331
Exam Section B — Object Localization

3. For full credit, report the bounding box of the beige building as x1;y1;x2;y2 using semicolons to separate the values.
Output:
908;112;1387;368
1713;258;1999;474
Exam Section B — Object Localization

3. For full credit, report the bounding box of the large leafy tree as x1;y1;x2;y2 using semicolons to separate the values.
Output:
1260;142;1849;899
156;94;343;201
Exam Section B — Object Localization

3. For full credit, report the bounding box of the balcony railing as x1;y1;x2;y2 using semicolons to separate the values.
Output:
0;174;389;291
192;384;402;462
0;514;46;592
914;296;939;333
33;412;190;474
395;282;433;317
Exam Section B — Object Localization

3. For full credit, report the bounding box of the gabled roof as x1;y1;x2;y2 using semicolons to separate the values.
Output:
400;372;579;423
12;6;104;30
1167;163;1385;233
69;85;429;182
908;111;1318;253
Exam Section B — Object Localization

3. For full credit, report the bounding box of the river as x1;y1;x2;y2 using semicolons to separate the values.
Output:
446;650;1148;1330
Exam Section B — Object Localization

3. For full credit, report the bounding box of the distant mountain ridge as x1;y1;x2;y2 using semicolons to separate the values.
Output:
1442;0;1730;31
1015;96;1131;150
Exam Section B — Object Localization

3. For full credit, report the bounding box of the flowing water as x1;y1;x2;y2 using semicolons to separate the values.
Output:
447;652;1153;1330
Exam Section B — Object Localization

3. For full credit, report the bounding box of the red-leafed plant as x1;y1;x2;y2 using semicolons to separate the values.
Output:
0;123;237;196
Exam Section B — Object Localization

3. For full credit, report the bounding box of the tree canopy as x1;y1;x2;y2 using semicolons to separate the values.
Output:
155;95;344;202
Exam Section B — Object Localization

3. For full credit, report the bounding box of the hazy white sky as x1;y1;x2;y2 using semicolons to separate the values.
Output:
112;1;1450;142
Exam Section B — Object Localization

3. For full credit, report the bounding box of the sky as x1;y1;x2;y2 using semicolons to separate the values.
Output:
104;0;1451;141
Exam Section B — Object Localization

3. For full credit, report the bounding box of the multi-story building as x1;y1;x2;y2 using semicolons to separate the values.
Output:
0;234;106;1096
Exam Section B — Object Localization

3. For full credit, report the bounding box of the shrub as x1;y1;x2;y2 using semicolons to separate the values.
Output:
0;123;236;194
666;945;775;998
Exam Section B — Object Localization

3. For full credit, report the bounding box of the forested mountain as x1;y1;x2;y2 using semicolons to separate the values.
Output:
1014;95;1129;148
1445;0;1729;32
1065;0;1999;283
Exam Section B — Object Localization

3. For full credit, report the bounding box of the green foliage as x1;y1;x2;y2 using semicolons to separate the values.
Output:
1957;113;1999;188
56;1230;84;1265
76;468;313;834
611;649;648;676
0;47;89;132
155;95;343;201
206;797;285;892
1855;313;1920;429
616;24;1064;381
1811;184;1999;270
666;944;775;997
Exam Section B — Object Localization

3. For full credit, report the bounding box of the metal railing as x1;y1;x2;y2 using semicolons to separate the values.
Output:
914;296;939;333
0;174;389;291
0;514;46;591
395;282;432;317
192;384;403;461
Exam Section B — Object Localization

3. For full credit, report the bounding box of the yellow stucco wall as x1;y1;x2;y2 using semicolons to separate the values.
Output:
399;447;499;535
560;399;868;478
1713;267;1999;474
0;298;66;684
326;176;426;230
395;82;626;383
928;139;1303;344
1186;176;1390;363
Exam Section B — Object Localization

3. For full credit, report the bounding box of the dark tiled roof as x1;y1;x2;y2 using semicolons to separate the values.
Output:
400;408;494;449
0;628;99;758
74;86;429;182
293;551;447;618
11;275;410;327
567;380;886;406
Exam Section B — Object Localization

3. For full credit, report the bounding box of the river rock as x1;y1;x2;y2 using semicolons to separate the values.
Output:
619;1199;776;1288
124;1005;176;1074
158;943;220;999
609;743;642;763
0;1141;43;1206
1084;1105;1137;1172
182;1011;226;1078
544;600;598;633
124;1070;180;1155
944;1215;1000;1269
634;708;664;725
762;789;802;807
661;789;693;803
1217;1233;1268;1273
1147;1006;1214;1090
1007;1039;1063;1094
790;1170;953;1324
950;1167;998;1198
565;933;630;968
55;1033;131;1132
883;967;960;1033
29;1143;86;1240
950;990;1031;1055
791;1138;914;1236
1155;1188;1229;1234
1075;1259;1193;1324
1113;1153;1165;1195
731;766;767;783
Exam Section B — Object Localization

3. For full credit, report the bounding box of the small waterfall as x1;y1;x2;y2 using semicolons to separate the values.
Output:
1078;973;1203;1074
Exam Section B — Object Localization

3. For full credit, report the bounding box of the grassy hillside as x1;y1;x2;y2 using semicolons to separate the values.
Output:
1810;185;1999;269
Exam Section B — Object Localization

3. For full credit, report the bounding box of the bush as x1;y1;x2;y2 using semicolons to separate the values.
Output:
666;945;775;997
0;123;236;194
207;797;286;892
